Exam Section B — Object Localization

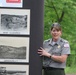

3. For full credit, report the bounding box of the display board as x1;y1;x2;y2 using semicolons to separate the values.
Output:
0;0;44;75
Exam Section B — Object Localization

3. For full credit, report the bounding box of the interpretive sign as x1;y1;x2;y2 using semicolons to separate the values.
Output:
0;0;23;7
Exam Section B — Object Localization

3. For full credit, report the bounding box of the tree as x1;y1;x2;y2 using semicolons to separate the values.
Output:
44;0;76;66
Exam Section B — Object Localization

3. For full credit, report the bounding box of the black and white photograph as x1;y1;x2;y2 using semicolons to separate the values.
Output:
0;64;29;75
0;36;29;63
0;8;30;35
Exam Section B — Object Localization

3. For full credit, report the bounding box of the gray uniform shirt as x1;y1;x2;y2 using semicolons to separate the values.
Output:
43;38;70;68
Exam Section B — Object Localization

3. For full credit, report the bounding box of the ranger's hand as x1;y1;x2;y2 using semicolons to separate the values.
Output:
38;47;51;58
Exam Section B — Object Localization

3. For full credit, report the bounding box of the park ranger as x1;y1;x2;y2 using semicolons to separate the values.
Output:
38;23;70;75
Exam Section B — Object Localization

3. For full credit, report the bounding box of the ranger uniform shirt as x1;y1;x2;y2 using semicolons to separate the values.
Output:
43;37;70;68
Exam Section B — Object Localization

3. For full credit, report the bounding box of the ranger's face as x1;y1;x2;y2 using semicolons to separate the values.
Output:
51;28;62;41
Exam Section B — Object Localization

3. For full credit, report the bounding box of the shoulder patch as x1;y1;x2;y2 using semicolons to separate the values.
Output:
64;43;69;47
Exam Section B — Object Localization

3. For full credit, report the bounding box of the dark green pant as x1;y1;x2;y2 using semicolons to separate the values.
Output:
44;69;65;75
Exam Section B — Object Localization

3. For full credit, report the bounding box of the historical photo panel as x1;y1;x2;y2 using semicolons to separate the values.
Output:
0;8;30;35
0;64;29;75
0;36;30;63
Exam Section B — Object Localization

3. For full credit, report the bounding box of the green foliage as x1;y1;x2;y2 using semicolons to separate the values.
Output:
65;65;76;73
44;0;76;67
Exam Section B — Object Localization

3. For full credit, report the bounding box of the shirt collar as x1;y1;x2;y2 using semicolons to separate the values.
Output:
49;37;61;46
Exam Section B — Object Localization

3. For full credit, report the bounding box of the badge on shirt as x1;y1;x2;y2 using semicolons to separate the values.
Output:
58;45;60;48
64;44;69;47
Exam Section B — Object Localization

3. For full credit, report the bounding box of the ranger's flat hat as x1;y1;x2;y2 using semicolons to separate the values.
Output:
51;23;61;27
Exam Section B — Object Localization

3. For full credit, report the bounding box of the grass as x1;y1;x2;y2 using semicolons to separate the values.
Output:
65;66;76;74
